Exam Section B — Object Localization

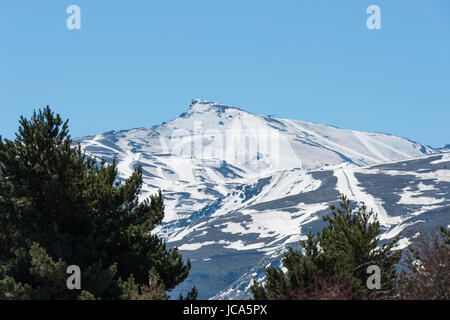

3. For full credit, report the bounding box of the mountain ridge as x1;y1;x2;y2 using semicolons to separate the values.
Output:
81;99;442;150
73;99;449;299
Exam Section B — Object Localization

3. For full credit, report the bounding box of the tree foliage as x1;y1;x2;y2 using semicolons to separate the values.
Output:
398;228;449;300
251;194;401;299
0;107;192;299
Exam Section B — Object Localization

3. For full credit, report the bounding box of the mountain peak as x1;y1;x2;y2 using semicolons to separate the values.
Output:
190;98;213;105
188;99;243;115
189;99;215;110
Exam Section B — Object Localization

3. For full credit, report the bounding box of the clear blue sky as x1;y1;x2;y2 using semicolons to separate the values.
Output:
1;0;449;147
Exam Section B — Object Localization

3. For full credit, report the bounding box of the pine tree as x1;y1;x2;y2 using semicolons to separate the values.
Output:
179;286;198;300
0;107;192;299
251;194;401;299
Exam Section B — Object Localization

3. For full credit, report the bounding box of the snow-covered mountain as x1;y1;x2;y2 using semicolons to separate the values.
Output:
438;144;450;152
74;99;449;299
